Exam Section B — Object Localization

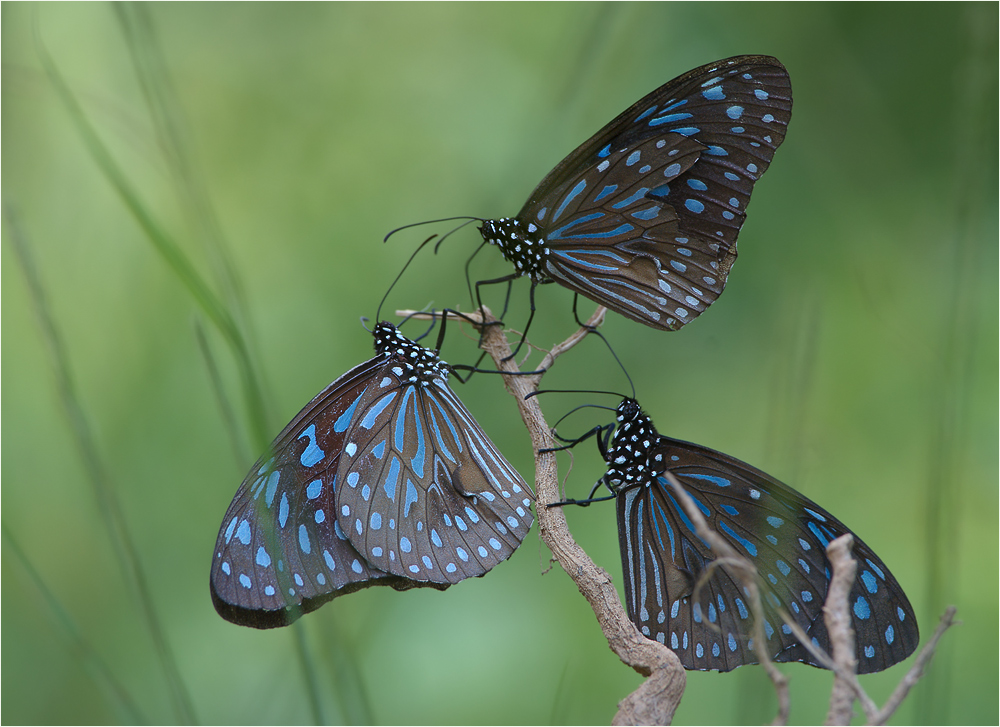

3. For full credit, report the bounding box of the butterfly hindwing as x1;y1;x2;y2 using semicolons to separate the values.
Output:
335;358;534;583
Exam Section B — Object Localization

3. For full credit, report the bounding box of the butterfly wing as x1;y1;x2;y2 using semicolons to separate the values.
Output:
334;364;534;583
618;436;918;672
210;357;445;629
521;56;791;330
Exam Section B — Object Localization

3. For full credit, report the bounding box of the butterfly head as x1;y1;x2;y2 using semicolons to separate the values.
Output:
372;321;448;386
603;398;658;493
480;217;548;280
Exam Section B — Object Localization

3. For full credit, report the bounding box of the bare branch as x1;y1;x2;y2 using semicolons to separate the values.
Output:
468;307;686;726
823;534;860;725
870;606;959;725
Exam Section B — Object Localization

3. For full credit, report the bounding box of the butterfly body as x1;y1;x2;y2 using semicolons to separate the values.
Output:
211;322;534;628
481;55;791;330
602;399;918;672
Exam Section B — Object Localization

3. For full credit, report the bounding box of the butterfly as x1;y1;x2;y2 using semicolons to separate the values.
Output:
479;55;791;331
211;321;534;628
561;398;918;672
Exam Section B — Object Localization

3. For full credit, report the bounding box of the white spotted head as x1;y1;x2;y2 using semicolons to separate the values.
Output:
604;398;657;493
480;218;548;280
373;322;448;385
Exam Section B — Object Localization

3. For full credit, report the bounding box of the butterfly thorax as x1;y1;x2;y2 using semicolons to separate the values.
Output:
480;218;549;281
373;322;449;386
604;399;658;494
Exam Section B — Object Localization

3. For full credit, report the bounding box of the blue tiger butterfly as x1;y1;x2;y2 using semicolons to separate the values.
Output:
565;398;918;672
480;55;791;331
211;322;534;628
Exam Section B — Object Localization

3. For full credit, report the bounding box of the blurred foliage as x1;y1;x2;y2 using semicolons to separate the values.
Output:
2;3;997;725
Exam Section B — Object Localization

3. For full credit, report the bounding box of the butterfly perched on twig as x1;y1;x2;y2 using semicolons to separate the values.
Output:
211;321;534;628
478;55;791;334
552;398;918;672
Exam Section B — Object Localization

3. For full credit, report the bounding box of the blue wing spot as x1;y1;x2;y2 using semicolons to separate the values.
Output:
649;112;693;126
422;556;433;569
791;602;800;614
717;594;726;613
781;624;792;635
334;390;368;432
456;516;468;532
705;145;728;156
239;574;251;589
297;425;325;467
708;604;717;623
776;560;790;576
728;633;737;651
767;573;778;585
730;126;745;134
265;472;280;507
801;590;814;602
626;151;641;166
804;508;827;522
639;164;651;174
400;536;412;553
764;620;774;639
864;645;875;658
687;473;731;487
664;162;681;177
747;163;758;174
687;179;708;191
264;585;275;596
861;570;878;594
723;211;735;220
598;144;611;158
489;538;502;550
236;520;251;545
370;512;382;530
221;561;231;575
446;563;457;573
671;260;687;273
631;206;660;221
693;603;702;623
886;625;895;644
315;509;325;524
595;184;618;202
695;643;704;658
677;247;692;257
766;535;778;545
404;479;418;516
361;391;396;429
671;633;679;649
636;104;658;122
702;85;725;101
477;546;488;558
256;547;271;567
431;529;442;546
866;559;886;579
306;479;322;499
724;172;740;181
324;550;336;570
298;525;311;554
278;493;290;528
224;517;237;543
735;598;749;619
762;113;775;123
384;457;400;501
798;538;811;550
372;441;386;459
854;596;871;620
767;516;784;528
726;105;743;120
352;560;363;574
754;89;769;100
719;521;758;556
808;522;831;547
456;547;469;562
720;504;739;516
669;126;699;137
897;607;906;621
347;472;359;488
612;188;651;209
671;600;680;618
316;573;326;586
464;506;480;524
553;179;588;222
684;199;705;213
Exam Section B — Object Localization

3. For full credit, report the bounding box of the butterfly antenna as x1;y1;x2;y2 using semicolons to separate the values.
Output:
570;296;636;400
432;218;481;254
382;216;482;244
376;234;438;322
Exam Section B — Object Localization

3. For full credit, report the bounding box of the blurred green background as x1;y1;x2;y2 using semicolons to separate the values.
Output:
3;3;996;725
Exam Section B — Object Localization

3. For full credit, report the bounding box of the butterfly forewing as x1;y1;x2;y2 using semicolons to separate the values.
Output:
335;358;534;583
486;55;791;331
618;435;918;672
210;360;418;628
